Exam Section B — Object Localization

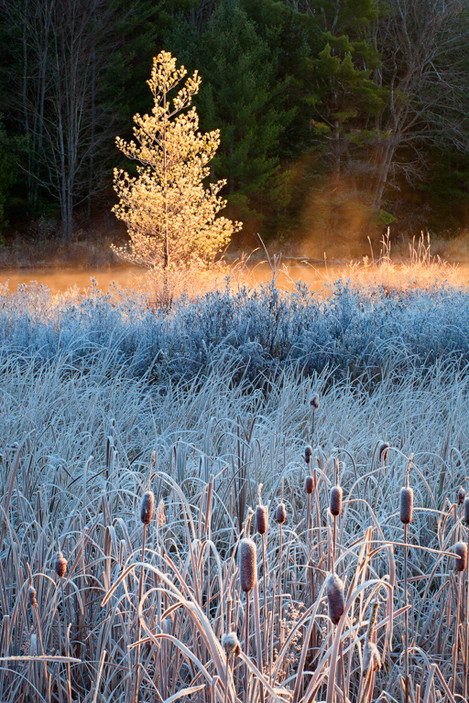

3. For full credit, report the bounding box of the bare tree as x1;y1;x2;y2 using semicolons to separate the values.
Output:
2;0;121;238
370;0;469;208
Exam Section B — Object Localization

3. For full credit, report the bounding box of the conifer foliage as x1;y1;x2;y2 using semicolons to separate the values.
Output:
112;51;241;269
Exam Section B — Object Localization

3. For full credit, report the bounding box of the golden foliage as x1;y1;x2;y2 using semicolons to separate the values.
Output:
112;51;242;269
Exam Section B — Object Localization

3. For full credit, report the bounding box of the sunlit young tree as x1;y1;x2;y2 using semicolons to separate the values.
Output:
112;50;242;269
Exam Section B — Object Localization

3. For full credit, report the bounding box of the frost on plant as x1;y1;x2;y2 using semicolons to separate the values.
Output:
111;51;242;270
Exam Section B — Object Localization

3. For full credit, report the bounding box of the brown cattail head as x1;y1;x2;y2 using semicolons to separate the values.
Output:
275;503;286;525
55;551;67;579
464;497;469;524
458;486;466;505
255;505;268;535
28;584;38;608
454;541;467;572
399;486;413;524
330;486;343;517
310;393;320;409
305;476;314;494
325;572;345;625
304;445;313;464
239;538;257;593
363;642;382;673
140;490;155;525
379;442;390;463
222;631;240;656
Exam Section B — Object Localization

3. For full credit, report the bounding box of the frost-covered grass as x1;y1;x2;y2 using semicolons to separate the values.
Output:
1;277;469;383
2;274;469;701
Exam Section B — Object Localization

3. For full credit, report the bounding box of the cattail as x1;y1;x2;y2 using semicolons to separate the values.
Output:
55;551;67;579
222;631;240;656
310;394;320;409
140;490;154;525
239;538;257;593
399;486;413;524
275;503;286;525
379;442;390;463
304;445;313;464
325;572;345;625
458;486;466;505
255;505;268;535
330;486;343;517
464;497;469;524
28;584;38;608
454;541;467;572
363;642;382;672
305;476;314;494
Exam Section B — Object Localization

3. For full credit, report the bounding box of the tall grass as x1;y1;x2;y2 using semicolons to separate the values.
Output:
2;319;469;700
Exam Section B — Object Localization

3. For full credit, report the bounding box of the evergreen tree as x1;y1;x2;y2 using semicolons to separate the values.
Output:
112;51;241;269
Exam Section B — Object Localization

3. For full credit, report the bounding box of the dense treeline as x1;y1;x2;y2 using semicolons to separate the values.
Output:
0;0;468;250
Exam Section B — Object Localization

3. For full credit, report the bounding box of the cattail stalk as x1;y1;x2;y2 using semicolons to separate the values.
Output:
256;494;269;647
305;475;314;601
134;490;154;703
401;459;413;703
275;500;286;644
29;582;50;702
330;460;342;570
453;541;467;694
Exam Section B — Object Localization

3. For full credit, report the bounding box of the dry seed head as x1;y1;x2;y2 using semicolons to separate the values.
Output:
28;584;38;608
454;541;467;572
399;486;413;524
305;476;314;494
239;538;257;593
311;393;320;409
140;490;155;525
304;445;313;464
330;486;343;517
55;551;67;579
363;642;382;673
458;486;466;505
464;497;469;524
379;442;390;463
222;631;240;656
325;572;345;625
275;503;286;525
255;505;268;535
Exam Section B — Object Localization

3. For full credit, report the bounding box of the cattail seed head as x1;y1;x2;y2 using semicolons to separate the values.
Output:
239;538;257;593
140;490;155;525
379;442;390;463
399;486;413;524
464;497;469;524
363;642;382;672
275;503;286;525
55;551;67;579
28;584;38;608
325;572;345;625
222;631;240;656
310;394;320;409
255;505;268;535
330;486;343;517
305;476;314;494
304;445;313;464
454;541;467;572
458;486;466;505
